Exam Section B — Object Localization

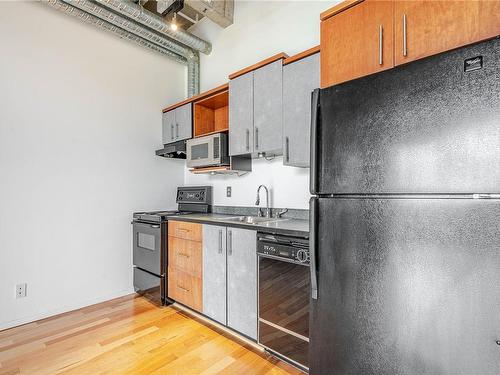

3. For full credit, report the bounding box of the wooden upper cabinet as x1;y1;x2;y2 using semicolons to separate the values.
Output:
395;1;500;66
320;0;394;87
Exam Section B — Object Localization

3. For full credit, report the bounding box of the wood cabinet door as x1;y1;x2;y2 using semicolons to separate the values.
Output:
395;0;500;66
162;110;175;144
253;60;283;155
168;236;202;278
229;72;254;156
175;103;192;141
202;225;227;325
227;228;257;340
168;268;202;312
283;53;320;167
320;0;394;87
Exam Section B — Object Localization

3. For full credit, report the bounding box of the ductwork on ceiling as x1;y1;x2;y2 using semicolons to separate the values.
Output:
43;0;212;96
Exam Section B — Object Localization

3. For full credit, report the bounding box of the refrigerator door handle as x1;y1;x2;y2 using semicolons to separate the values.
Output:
310;197;319;300
310;89;320;195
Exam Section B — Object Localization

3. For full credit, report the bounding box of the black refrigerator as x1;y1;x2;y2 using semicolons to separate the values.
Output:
309;38;500;375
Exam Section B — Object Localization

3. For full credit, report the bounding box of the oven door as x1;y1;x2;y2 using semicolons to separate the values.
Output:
186;136;219;168
258;255;310;369
133;221;161;275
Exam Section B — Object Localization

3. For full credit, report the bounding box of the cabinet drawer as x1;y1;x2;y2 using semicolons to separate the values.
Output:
168;236;202;278
168;221;202;241
168;268;202;312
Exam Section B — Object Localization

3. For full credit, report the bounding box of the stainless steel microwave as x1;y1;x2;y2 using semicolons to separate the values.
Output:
186;133;230;168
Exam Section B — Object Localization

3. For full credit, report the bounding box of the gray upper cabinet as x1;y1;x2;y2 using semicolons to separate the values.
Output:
283;53;320;167
162;110;175;144
161;103;192;145
202;225;227;325
253;60;283;155
227;227;257;340
229;72;254;156
174;103;192;142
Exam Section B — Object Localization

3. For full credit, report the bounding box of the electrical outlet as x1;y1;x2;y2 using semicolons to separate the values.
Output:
226;186;232;197
16;283;27;299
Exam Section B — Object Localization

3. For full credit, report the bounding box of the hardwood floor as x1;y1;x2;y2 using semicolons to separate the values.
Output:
0;294;302;375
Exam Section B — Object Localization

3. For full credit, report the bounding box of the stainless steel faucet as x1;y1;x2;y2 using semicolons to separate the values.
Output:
255;185;271;218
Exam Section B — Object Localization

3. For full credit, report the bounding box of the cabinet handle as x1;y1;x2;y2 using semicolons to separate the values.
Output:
177;228;190;232
171;124;174;140
378;25;383;65
177;284;190;292
403;14;407;57
218;229;223;254
176;123;179;138
255;127;259;150
228;230;232;256
246;129;250;151
177;252;190;258
285;136;290;163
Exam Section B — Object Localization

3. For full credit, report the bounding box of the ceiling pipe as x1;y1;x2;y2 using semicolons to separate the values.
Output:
94;0;212;55
43;0;200;96
45;0;187;64
63;0;194;59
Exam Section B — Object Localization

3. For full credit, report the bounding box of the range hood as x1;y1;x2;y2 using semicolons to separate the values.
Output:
155;140;187;159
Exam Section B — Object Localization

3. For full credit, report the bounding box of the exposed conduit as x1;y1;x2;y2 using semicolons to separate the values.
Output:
43;0;209;96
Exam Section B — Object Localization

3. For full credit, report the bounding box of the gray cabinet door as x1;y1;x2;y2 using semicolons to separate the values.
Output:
202;225;227;325
229;72;254;156
227;227;257;340
253;60;283;155
283;53;320;167
162;110;175;144
175;103;192;141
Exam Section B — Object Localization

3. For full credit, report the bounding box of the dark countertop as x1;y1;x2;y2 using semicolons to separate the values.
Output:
167;213;309;238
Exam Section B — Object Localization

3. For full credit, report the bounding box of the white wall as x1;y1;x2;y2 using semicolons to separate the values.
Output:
0;2;186;329
186;0;338;209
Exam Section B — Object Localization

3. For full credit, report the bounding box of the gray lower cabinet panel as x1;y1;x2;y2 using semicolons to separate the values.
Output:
283;53;320;167
227;227;257;340
202;225;227;325
175;103;192;141
162;110;175;144
229;72;254;156
253;60;283;155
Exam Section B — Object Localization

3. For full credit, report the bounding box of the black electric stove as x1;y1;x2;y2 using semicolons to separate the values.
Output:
132;186;212;305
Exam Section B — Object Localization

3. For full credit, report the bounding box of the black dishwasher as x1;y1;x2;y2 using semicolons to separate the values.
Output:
257;233;310;371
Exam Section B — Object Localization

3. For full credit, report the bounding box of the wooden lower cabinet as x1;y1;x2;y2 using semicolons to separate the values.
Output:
167;220;203;312
168;268;202;312
394;0;500;66
168;236;202;277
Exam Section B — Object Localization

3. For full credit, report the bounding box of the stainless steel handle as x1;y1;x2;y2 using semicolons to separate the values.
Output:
285;136;290;163
228;230;232;256
177;285;190;292
177;252;190;258
177;228;190;232
255;127;259;150
403;14;407;57
246;129;250;151
218;229;223;254
176;123;179;138
170;124;174;140
379;25;383;65
310;89;320;195
310;197;318;300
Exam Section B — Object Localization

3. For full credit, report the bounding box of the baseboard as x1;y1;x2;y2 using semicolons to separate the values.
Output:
0;288;135;331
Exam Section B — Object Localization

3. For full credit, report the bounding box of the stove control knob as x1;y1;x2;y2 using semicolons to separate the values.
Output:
296;249;309;263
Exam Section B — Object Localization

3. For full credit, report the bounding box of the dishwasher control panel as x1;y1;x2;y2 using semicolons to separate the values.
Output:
257;234;310;264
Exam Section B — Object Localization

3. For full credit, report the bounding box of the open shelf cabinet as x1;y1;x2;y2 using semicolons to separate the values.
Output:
193;90;229;138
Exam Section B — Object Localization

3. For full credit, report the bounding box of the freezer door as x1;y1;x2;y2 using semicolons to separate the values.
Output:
310;197;500;375
312;38;500;195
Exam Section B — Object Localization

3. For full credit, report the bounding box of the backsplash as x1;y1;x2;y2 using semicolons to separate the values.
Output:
184;156;310;209
212;205;309;220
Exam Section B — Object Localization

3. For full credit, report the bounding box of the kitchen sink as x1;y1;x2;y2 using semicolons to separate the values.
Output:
213;216;287;225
